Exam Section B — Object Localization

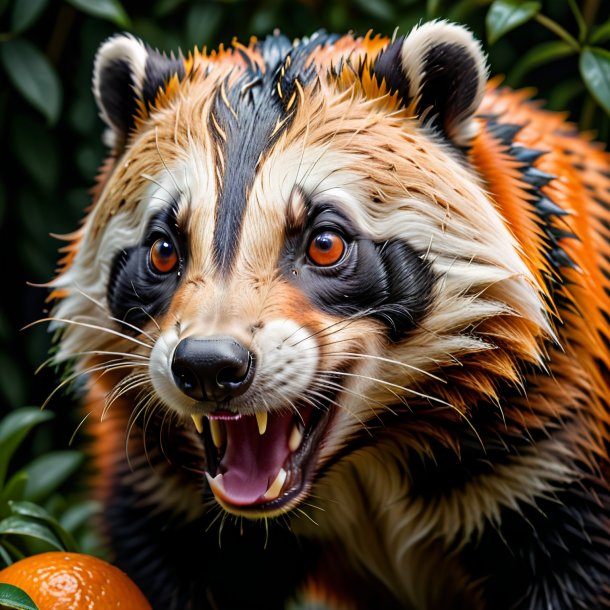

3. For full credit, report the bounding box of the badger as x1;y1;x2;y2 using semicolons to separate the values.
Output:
46;20;610;609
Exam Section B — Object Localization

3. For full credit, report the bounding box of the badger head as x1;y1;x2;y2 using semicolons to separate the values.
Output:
50;21;552;518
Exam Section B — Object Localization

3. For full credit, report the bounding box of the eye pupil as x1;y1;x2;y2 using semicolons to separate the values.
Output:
307;231;346;267
150;238;178;273
159;241;172;256
314;234;334;251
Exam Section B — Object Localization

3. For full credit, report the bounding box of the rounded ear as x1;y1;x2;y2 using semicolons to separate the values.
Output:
92;33;185;148
373;21;488;146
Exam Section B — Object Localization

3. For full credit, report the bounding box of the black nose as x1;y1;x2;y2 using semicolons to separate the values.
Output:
171;336;255;402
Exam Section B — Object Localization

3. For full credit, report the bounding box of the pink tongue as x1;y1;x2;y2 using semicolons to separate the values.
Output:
217;413;293;506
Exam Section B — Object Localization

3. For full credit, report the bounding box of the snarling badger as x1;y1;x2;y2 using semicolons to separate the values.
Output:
47;19;610;609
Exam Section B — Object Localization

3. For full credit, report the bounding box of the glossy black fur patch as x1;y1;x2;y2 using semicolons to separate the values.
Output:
99;47;185;139
418;42;479;139
107;205;185;328
99;58;135;135
370;37;411;104
280;204;434;341
211;32;338;271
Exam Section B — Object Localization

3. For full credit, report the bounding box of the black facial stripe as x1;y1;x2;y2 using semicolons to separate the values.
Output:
107;206;185;329
210;71;285;271
211;32;339;272
281;205;435;341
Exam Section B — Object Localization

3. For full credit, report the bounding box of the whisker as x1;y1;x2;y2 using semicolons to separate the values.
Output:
69;410;92;446
321;351;445;383
71;286;160;341
26;317;154;350
317;369;453;408
42;360;149;410
287;310;373;348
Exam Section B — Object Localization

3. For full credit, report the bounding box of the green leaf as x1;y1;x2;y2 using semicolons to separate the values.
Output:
590;19;610;45
0;408;53;489
547;77;583;111
22;451;84;504
0;544;13;566
1;472;29;508
8;500;53;521
10;0;49;32
426;0;443;19
507;40;575;86
0;584;39;610
567;0;586;44
8;501;78;552
59;500;101;534
12;117;59;191
186;4;222;48
486;0;541;45
0;515;64;551
65;0;130;27
353;0;395;21
0;38;61;124
580;47;610;116
153;0;187;17
0;353;26;411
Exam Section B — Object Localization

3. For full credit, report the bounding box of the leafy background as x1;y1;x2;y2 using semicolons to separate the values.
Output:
0;0;608;588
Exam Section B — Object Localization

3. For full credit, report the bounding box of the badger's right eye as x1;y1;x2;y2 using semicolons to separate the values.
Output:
150;238;178;274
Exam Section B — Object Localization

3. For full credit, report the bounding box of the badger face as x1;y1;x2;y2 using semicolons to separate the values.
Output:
51;23;551;518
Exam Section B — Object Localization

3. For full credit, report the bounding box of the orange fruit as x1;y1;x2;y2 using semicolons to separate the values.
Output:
0;552;152;609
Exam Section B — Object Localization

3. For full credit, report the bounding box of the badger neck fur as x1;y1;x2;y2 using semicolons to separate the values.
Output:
47;20;610;610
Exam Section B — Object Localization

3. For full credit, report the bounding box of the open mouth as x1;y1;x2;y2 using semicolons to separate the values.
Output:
191;400;334;515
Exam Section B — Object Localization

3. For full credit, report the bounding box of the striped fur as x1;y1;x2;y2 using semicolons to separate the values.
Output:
47;20;610;609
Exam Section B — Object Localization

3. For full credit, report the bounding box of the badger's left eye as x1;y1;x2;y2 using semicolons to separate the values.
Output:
307;230;347;267
150;238;178;273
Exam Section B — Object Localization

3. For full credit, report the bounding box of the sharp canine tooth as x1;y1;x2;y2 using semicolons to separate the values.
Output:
205;472;225;494
256;411;268;435
263;468;287;501
288;423;303;451
191;413;203;434
209;418;224;449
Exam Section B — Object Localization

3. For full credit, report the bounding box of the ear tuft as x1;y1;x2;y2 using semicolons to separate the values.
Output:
400;21;488;146
92;34;185;148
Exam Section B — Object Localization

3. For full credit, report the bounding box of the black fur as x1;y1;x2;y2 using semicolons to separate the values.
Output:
281;202;435;340
371;37;411;104
107;205;185;327
417;41;480;139
98;58;135;136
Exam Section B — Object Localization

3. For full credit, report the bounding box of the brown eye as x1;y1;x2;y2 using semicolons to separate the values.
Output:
307;231;346;267
150;238;178;273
